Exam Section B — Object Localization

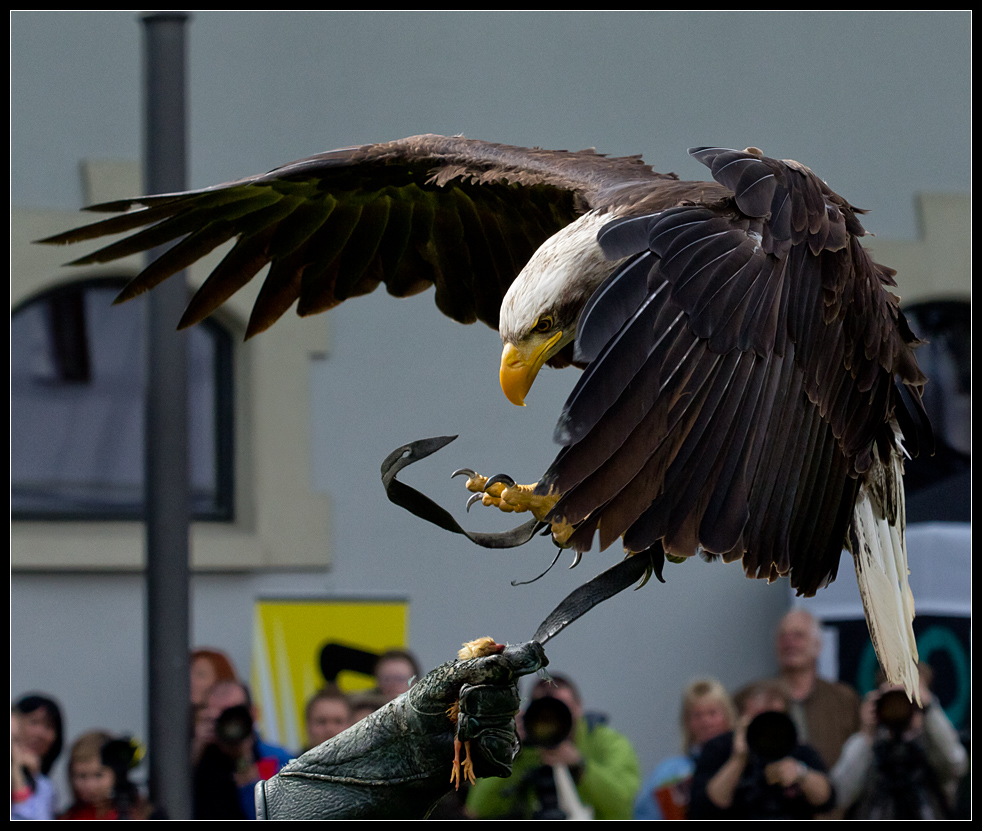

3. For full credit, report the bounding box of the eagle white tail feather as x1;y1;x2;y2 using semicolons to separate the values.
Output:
848;451;920;704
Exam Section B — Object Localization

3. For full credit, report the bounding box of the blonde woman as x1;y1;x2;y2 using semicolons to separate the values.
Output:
635;679;736;819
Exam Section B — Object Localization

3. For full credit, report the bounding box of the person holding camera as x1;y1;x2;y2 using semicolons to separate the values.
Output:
193;680;293;819
689;680;834;819
465;673;640;820
830;665;967;819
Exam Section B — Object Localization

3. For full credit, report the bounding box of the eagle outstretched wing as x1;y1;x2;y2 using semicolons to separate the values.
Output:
37;134;676;337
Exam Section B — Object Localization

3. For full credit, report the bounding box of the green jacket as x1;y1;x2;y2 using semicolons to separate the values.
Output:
466;717;641;820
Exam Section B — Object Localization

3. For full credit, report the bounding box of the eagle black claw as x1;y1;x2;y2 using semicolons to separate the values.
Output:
451;467;476;480
483;473;517;491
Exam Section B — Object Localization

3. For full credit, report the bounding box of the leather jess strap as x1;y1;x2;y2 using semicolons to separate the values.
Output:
380;436;664;646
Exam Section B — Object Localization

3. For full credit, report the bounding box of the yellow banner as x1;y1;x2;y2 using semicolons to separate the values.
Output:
251;598;409;754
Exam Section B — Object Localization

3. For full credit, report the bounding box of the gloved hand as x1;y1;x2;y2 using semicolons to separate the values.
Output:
256;640;548;819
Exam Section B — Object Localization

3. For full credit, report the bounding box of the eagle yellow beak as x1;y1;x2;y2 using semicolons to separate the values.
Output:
499;332;563;406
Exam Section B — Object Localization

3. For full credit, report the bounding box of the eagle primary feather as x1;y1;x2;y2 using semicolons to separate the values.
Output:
38;135;930;698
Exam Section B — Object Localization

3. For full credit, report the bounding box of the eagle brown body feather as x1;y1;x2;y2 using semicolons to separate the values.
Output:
39;135;930;693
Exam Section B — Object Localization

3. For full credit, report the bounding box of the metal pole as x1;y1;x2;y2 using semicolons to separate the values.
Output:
141;10;192;819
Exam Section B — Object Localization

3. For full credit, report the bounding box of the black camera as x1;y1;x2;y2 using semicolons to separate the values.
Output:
516;697;577;819
522;696;573;749
875;689;919;736
745;711;798;761
215;704;254;746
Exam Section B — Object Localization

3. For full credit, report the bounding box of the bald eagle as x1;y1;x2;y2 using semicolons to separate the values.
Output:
39;135;930;698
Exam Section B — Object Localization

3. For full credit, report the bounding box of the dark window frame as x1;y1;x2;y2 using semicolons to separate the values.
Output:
11;276;235;522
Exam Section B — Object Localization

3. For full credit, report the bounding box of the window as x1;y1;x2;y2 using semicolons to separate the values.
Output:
11;278;233;520
903;299;971;458
900;299;970;521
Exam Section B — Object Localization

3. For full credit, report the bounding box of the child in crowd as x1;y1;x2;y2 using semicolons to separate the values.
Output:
59;731;157;820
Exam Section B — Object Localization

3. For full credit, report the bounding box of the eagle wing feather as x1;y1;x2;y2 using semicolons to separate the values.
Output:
538;147;928;694
38;135;668;336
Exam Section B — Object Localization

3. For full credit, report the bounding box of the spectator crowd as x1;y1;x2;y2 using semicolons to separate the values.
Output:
12;613;969;819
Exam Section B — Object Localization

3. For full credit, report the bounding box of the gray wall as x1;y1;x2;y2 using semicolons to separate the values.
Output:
11;9;971;802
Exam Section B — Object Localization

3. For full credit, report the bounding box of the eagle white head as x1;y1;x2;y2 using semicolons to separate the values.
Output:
497;211;623;406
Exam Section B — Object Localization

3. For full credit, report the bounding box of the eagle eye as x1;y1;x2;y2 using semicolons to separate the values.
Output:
533;316;554;334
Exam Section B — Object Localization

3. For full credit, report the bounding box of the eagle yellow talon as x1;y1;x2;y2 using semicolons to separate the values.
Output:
457;470;572;545
462;474;491;494
551;518;574;547
458;470;560;521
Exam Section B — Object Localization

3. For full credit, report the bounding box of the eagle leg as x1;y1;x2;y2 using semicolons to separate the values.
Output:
452;469;573;544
